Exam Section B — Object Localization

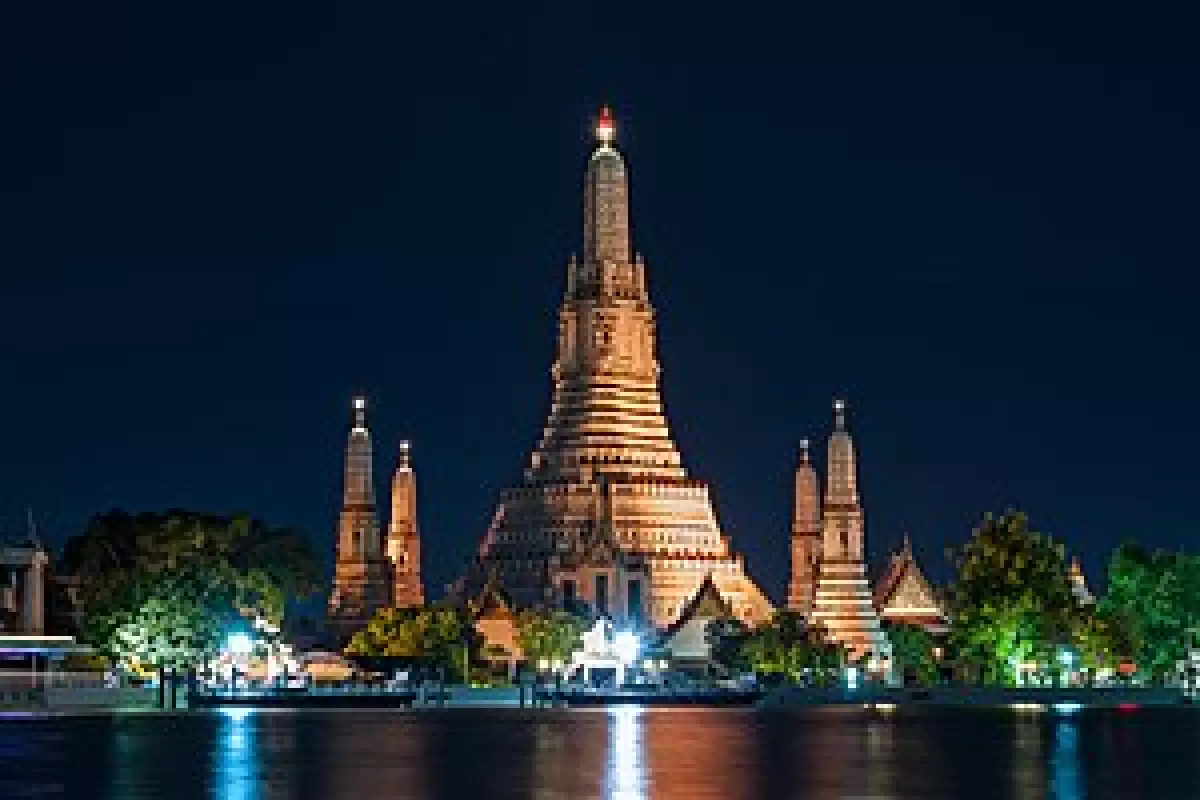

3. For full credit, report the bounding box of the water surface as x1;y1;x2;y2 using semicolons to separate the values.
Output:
3;706;1200;798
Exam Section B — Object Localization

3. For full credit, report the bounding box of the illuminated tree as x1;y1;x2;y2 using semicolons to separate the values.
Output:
515;609;588;665
713;612;846;684
946;511;1081;683
705;617;751;675
61;510;320;672
345;605;479;681
1101;541;1200;681
883;622;938;686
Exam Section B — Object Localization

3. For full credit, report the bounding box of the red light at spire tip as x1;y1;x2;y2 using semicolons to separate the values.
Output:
596;106;615;145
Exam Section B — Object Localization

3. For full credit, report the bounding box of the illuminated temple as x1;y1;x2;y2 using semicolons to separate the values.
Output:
327;108;948;661
788;401;946;660
329;397;425;637
458;108;773;629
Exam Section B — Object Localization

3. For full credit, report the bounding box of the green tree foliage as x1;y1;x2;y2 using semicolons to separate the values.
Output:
345;605;479;681
708;612;845;684
946;510;1119;683
1101;541;1200;680
60;510;321;672
515;609;588;665
884;622;938;686
705;617;750;675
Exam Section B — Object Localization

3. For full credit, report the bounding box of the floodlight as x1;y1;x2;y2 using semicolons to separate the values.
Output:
227;633;254;656
613;631;640;665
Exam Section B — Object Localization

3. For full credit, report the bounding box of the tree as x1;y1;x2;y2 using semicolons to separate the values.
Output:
946;511;1084;684
60;510;321;673
1101;541;1200;681
884;622;938;686
705;617;750;675
345;605;479;682
710;611;846;685
515;609;588;666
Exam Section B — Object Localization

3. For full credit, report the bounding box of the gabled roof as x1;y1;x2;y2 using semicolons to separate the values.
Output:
471;574;517;621
874;535;947;622
661;573;733;641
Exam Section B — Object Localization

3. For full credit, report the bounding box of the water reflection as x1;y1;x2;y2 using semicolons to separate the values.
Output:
643;709;761;799
216;708;260;800
9;707;1200;798
607;706;646;799
1050;719;1083;800
1010;712;1048;800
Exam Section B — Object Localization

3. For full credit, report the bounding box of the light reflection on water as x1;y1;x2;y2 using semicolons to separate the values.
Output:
3;707;1200;798
606;706;645;799
1051;719;1083;800
216;708;259;800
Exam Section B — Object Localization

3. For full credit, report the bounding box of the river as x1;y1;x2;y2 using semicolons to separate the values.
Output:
3;706;1199;798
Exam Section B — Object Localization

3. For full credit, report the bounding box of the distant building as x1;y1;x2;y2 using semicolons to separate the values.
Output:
0;534;81;638
0;542;49;634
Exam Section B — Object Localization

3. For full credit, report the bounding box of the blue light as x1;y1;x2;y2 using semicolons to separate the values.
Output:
217;705;259;800
219;706;254;721
1053;703;1084;714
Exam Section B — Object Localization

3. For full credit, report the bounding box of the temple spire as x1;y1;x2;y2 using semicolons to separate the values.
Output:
342;396;376;516
825;398;859;508
387;439;425;608
788;437;822;614
584;105;631;268
328;394;389;637
810;397;890;666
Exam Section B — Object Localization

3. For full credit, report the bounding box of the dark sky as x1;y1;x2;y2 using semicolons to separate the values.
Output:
4;5;1199;600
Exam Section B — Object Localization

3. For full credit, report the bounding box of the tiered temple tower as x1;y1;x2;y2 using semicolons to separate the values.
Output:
787;439;822;615
809;400;890;662
463;108;772;628
328;396;391;634
386;440;424;608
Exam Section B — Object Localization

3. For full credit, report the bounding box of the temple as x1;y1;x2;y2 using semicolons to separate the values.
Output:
460;107;773;629
328;397;391;635
807;400;891;662
787;439;821;616
874;535;949;633
386;440;424;608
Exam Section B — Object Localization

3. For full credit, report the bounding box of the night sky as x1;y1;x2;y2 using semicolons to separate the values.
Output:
4;6;1199;601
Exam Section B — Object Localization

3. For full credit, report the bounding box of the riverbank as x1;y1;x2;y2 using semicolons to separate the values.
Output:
759;685;1190;709
3;684;1194;713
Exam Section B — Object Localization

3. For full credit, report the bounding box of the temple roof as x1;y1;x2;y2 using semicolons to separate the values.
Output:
661;573;734;640
471;574;518;621
874;535;947;623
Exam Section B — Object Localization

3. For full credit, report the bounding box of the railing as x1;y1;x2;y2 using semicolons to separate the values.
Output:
0;669;110;691
195;684;417;698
